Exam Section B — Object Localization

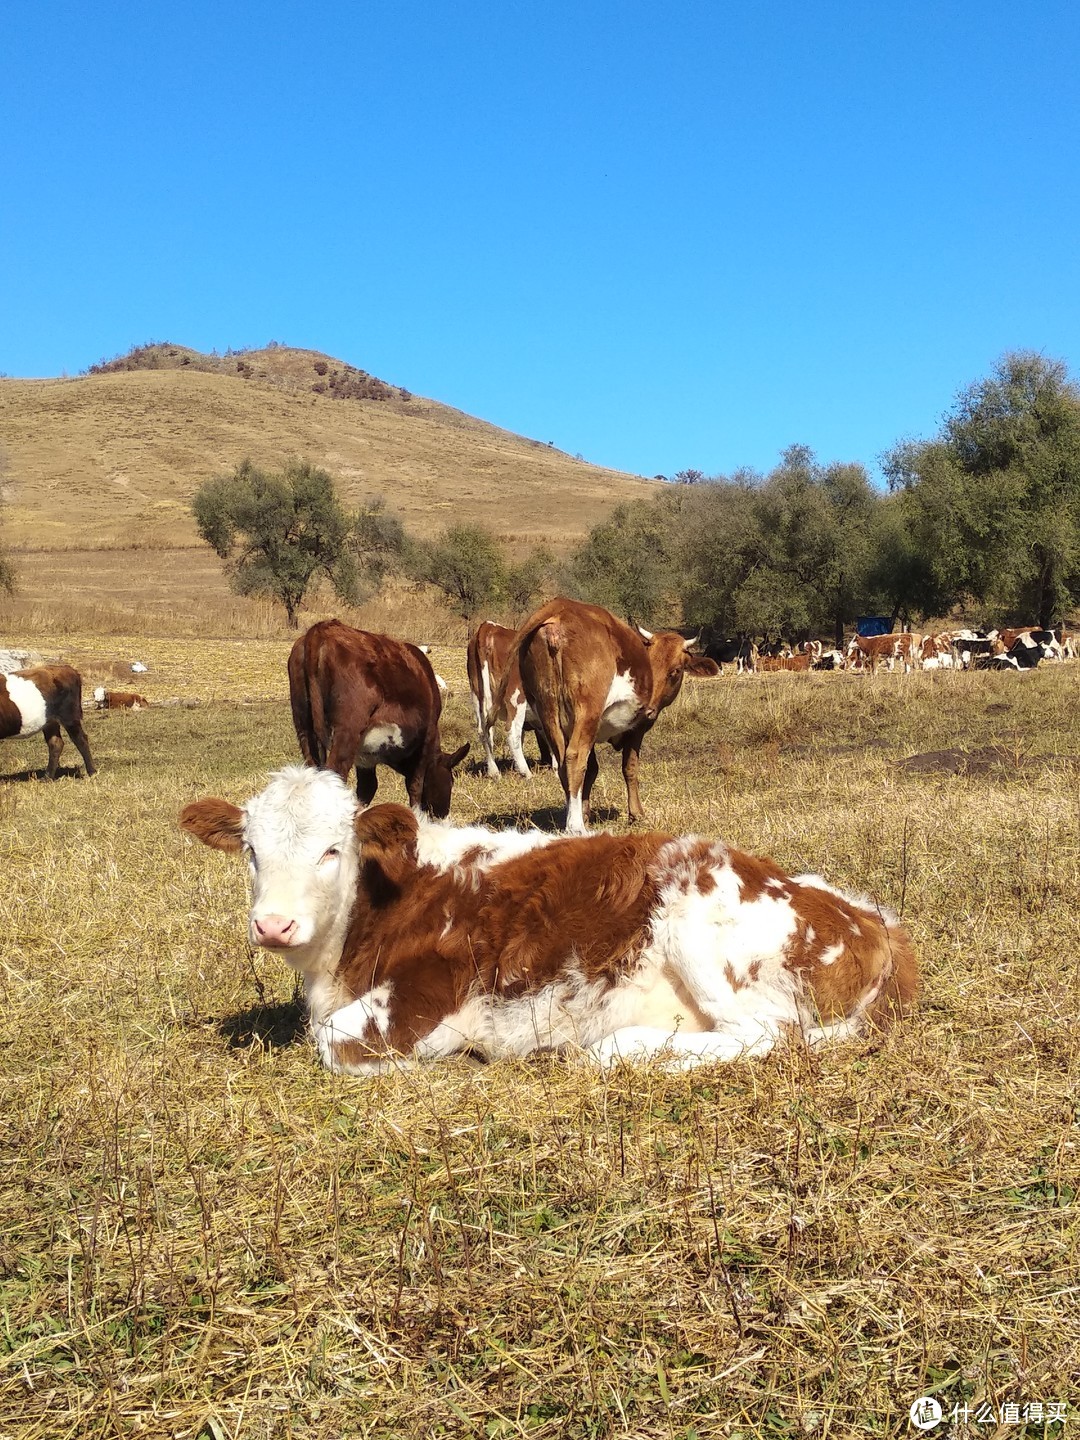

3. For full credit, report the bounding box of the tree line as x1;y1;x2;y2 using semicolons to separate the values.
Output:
0;351;1076;635
97;350;1079;635
569;351;1080;640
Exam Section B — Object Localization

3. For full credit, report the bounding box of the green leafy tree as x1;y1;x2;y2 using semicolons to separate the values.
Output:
412;524;508;620
565;493;687;622
675;474;763;635
676;450;881;644
886;353;1080;626
504;545;554;615
192;459;398;627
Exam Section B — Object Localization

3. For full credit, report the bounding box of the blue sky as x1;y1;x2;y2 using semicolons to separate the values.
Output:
3;1;1078;482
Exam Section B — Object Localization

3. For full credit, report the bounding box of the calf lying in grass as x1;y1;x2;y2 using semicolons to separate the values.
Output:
181;767;918;1073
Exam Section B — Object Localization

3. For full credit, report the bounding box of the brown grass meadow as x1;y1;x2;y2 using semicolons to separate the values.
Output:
1;628;1079;1439
0;362;651;553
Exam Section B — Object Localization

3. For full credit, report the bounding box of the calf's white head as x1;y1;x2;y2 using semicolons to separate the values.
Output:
181;766;360;962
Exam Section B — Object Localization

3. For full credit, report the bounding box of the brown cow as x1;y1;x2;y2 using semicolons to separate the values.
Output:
1;665;96;778
181;766;919;1073
846;632;922;673
466;620;554;778
756;652;811;673
287;620;469;818
496;598;718;833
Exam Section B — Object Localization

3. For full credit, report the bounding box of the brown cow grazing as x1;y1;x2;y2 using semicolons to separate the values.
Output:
93;686;151;709
846;632;922;673
288;620;469;818
496;598;718;833
181;767;919;1073
1;665;96;778
466;620;555;778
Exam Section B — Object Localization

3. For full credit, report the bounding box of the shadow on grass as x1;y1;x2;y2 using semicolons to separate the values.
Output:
0;765;91;783
473;802;621;831
218;1000;307;1051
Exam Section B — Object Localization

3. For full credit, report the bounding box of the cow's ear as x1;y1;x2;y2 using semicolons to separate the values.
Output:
443;742;470;770
180;798;245;853
685;655;721;678
355;803;419;895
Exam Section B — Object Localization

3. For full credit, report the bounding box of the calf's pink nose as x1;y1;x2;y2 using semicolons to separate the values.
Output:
252;914;298;947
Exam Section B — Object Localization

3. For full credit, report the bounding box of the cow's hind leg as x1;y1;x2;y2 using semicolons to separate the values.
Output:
561;717;597;835
64;720;96;777
505;700;531;778
42;721;64;779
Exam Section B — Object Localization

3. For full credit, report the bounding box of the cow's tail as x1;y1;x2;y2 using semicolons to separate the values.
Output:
288;629;325;768
490;606;551;719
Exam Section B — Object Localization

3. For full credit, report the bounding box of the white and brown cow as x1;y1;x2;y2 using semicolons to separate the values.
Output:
181;766;919;1074
1;664;96;778
288;619;469;818
466;620;555;778
918;634;958;670
496;598;719;833
846;632;922;673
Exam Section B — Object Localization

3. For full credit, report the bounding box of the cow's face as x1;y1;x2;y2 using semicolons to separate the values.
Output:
181;767;360;959
639;631;701;717
420;743;470;819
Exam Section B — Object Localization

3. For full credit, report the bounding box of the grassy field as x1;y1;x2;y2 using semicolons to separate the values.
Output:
1;645;1078;1439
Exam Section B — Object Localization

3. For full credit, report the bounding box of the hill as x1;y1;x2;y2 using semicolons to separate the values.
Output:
0;343;654;552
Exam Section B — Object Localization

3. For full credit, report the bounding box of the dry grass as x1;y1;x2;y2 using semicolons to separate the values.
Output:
2;556;476;647
0;363;651;551
1;655;1078;1439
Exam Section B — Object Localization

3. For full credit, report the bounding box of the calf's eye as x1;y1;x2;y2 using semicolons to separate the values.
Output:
320;847;341;865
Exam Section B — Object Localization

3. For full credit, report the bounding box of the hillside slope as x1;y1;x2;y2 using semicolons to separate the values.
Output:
0;345;653;551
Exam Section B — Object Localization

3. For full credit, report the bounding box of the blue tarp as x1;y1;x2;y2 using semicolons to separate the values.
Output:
856;615;892;638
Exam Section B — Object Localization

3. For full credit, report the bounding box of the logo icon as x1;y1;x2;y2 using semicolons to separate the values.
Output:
910;1397;943;1430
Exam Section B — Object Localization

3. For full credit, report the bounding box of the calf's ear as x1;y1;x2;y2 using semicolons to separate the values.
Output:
444;742;470;769
179;798;245;853
355;803;419;895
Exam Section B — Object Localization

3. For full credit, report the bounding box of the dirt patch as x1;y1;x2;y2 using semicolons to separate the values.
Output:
900;746;1079;776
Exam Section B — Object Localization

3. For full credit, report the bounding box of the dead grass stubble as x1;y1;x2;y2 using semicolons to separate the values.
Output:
1;661;1078;1439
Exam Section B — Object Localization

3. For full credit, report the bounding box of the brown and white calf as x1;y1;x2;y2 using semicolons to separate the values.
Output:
93;687;151;709
1;665;96;778
181;766;919;1073
466;620;554;778
497;598;718;833
288;619;469;818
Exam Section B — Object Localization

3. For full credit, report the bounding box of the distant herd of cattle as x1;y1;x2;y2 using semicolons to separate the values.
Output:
710;624;1075;674
7;599;1074;1074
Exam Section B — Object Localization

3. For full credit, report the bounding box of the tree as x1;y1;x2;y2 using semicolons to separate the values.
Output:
885;353;1080;626
192;459;398;627
675;450;881;645
411;524;508;620
564;493;687;622
504;545;554;615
